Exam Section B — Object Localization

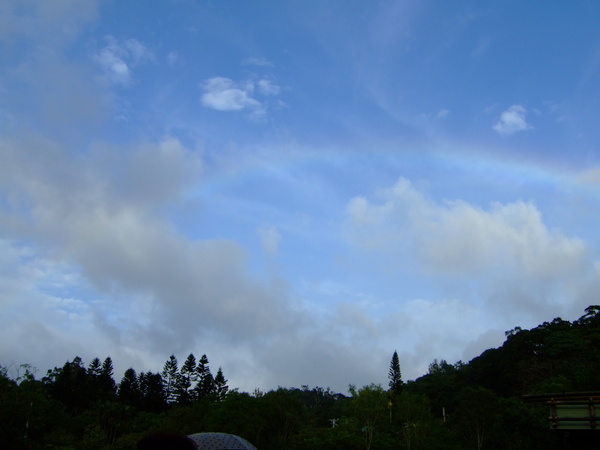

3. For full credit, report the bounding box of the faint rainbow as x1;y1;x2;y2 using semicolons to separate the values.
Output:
193;141;599;201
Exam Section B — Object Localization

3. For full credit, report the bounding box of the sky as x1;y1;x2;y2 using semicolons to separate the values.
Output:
1;0;600;394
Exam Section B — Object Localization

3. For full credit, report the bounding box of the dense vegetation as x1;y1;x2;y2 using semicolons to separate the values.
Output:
3;305;600;449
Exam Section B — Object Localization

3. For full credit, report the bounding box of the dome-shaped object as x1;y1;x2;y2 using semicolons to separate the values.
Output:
188;432;258;450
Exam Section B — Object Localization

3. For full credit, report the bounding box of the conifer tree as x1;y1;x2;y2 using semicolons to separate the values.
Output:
162;355;179;404
388;350;403;395
214;367;229;401
101;357;114;378
118;368;141;406
87;357;105;403
98;356;116;399
88;357;102;377
178;353;197;404
139;371;167;412
194;354;214;400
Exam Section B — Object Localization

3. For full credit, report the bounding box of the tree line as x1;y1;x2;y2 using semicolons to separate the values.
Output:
2;305;600;449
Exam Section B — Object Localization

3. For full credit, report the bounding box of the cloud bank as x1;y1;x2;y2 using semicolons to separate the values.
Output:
346;178;591;321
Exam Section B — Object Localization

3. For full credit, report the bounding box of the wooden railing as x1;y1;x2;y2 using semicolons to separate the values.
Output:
523;392;600;430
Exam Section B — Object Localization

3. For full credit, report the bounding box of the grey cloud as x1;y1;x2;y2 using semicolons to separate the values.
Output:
0;136;293;359
252;318;390;392
2;49;105;137
91;138;202;209
0;0;98;45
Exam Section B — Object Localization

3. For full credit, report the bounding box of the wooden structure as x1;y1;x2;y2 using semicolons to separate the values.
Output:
523;392;600;449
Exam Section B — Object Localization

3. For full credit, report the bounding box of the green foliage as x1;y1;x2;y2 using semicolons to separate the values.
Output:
451;387;498;450
349;383;389;450
393;391;432;449
214;367;229;401
388;350;403;396
4;306;600;448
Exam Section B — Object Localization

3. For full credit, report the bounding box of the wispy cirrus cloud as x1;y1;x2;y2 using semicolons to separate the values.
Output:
242;56;274;67
492;104;532;136
257;79;281;96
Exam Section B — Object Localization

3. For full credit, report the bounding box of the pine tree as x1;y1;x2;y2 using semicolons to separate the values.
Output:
87;357;104;403
88;358;102;377
214;367;229;402
177;354;197;404
388;350;403;395
97;356;116;400
162;355;179;404
194;354;214;400
118;368;141;406
139;371;167;412
101;357;114;378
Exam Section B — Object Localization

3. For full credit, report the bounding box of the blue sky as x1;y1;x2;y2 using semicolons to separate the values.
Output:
1;0;600;393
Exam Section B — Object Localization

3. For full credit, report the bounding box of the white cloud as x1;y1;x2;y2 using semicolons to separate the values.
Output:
93;36;153;86
201;77;261;111
94;48;131;85
346;177;590;320
257;79;281;96
492;104;532;136
200;77;282;116
348;178;587;278
123;38;153;65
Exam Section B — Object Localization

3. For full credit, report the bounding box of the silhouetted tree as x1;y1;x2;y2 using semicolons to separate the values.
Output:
98;356;117;400
388;350;403;396
44;356;90;413
139;371;167;412
194;354;215;400
162;355;179;404
214;367;229;401
117;368;141;406
177;353;197;404
88;358;102;377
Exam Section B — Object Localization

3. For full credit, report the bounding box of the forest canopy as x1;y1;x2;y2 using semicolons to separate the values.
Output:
2;305;600;449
